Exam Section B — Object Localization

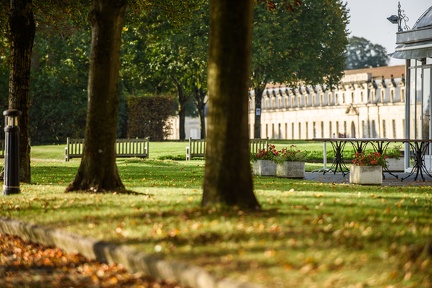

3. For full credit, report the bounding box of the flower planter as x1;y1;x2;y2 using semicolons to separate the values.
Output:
276;161;305;178
349;165;382;185
252;160;276;176
386;158;404;172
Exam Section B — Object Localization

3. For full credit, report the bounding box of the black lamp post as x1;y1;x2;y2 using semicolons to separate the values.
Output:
387;2;410;32
3;109;21;195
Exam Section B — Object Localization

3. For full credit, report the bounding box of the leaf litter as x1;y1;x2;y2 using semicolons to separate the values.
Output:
0;233;187;288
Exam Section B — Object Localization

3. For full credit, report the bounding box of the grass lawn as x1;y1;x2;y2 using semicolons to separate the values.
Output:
1;142;431;287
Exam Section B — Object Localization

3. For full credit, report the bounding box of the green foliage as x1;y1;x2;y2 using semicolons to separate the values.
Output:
251;144;279;161
29;30;90;144
274;144;307;163
385;145;403;159
251;0;349;88
126;95;176;141
345;36;389;70
352;151;387;167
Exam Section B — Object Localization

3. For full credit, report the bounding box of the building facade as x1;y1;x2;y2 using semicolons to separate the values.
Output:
248;65;406;140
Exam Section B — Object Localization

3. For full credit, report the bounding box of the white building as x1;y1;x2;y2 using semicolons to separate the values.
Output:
248;65;406;140
167;65;406;140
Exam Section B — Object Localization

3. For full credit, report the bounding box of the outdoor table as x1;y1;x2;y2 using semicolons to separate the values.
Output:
311;138;432;181
391;139;432;182
311;138;390;176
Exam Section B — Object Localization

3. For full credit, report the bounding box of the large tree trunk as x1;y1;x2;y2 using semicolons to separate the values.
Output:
65;0;127;193
202;0;260;210
7;0;35;184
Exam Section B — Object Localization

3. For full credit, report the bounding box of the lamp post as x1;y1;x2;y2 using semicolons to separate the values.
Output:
387;2;410;32
3;109;21;195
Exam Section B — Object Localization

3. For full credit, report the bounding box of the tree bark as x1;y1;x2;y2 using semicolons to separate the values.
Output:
173;80;187;140
7;0;35;183
65;0;127;192
193;86;206;139
202;0;260;210
253;85;265;139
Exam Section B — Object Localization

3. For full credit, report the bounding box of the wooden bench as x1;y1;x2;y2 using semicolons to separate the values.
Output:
65;137;149;161
186;137;269;160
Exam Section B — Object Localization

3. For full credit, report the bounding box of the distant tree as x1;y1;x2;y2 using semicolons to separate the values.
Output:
344;36;389;70
126;95;175;141
0;0;88;182
251;0;349;138
30;30;89;144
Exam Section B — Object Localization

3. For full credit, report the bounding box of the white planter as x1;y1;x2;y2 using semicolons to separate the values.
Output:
252;160;276;176
349;165;382;185
276;161;305;178
386;158;404;172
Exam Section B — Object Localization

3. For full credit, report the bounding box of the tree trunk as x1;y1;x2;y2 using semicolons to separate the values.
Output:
174;80;188;140
193;86;206;139
202;0;260;210
65;0;127;193
7;0;35;184
253;85;265;139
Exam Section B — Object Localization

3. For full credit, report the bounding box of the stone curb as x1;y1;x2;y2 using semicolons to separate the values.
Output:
0;217;262;288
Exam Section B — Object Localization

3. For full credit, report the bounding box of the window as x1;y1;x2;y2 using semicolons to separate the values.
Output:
313;122;316;138
382;120;386;137
298;123;301;139
392;119;396;138
292;123;295;139
321;122;324;138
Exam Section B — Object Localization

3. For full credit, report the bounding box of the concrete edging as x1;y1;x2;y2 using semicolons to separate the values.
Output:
0;217;261;288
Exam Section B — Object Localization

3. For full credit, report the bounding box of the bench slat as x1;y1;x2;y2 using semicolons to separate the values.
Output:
186;137;269;160
65;137;149;161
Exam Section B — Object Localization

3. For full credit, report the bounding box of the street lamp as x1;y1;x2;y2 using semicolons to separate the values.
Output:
387;1;410;32
3;109;21;195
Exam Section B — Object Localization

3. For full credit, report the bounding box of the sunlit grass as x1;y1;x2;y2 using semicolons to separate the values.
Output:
0;143;430;287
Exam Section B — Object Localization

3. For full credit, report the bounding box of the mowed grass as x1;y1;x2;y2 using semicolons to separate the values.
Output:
0;142;431;287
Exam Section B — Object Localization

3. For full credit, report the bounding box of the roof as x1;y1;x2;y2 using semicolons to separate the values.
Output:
263;65;406;90
413;6;432;30
343;65;405;79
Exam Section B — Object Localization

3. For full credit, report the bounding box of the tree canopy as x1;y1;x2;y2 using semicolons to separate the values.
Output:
251;0;349;137
345;36;389;70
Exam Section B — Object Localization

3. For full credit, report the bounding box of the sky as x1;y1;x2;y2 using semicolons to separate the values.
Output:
344;0;431;66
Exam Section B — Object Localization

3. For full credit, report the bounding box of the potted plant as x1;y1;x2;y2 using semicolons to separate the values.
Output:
251;144;278;176
274;145;307;178
349;151;387;185
384;145;404;171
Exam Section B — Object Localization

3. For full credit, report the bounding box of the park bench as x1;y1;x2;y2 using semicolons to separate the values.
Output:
186;137;269;160
65;137;149;161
